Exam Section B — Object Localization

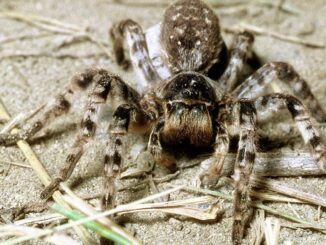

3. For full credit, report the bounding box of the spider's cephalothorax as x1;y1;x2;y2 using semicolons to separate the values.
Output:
159;72;220;147
1;0;326;244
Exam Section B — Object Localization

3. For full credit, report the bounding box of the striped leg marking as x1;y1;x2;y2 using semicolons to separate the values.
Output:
41;71;142;199
110;19;161;90
255;94;326;171
232;100;257;245
233;62;326;122
102;104;147;209
0;68;108;146
218;31;254;92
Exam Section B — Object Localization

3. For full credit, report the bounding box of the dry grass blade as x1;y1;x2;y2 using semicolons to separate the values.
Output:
0;159;32;169
0;225;80;245
251;210;265;245
60;185;141;245
264;218;280;245
0;11;111;58
0;186;183;244
117;196;220;220
179;185;326;234
0;100;96;245
252;176;326;208
0;104;45;134
14;213;64;226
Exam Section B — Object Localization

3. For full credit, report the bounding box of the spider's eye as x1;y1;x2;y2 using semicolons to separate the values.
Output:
166;103;173;112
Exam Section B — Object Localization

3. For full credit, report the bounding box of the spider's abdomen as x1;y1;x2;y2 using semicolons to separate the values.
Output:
161;0;224;73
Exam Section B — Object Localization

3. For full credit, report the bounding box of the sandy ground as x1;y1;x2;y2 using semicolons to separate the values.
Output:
0;0;326;244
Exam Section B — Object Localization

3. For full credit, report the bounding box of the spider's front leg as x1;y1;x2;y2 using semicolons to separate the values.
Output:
231;100;257;245
0;68;106;146
102;104;149;209
110;19;161;89
40;71;144;202
232;62;326;122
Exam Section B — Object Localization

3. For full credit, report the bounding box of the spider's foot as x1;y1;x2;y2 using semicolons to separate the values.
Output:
198;158;220;188
101;191;116;211
0;133;22;146
317;152;326;172
199;173;220;189
232;219;244;245
40;178;62;199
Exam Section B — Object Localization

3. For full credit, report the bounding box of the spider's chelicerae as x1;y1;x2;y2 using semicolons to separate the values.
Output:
1;0;326;244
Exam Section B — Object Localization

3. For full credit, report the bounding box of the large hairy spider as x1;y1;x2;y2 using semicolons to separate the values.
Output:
1;0;326;244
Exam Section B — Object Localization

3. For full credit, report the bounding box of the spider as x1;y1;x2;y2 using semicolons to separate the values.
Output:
1;0;326;244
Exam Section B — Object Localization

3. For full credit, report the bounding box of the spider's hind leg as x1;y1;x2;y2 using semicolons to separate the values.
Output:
233;62;326;122
110;19;161;90
217;31;254;92
255;93;326;171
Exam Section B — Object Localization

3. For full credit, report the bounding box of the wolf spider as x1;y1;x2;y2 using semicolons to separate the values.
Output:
1;0;326;244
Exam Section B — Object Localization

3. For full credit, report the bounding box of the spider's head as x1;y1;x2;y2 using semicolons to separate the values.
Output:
160;72;218;146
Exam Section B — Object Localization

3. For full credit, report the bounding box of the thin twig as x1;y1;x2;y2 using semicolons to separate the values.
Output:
0;33;53;45
0;50;107;59
251;176;326;208
223;23;325;48
0;11;111;58
0;160;32;169
206;152;325;177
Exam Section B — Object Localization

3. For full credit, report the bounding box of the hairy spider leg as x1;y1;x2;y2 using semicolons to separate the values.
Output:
110;19;162;91
40;70;147;203
231;100;257;245
254;93;326;171
232;62;326;122
0;68;108;146
218;31;254;92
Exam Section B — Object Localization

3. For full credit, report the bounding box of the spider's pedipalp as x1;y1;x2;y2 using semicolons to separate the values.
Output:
233;62;326;122
198;121;230;188
255;93;326;171
148;119;176;169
